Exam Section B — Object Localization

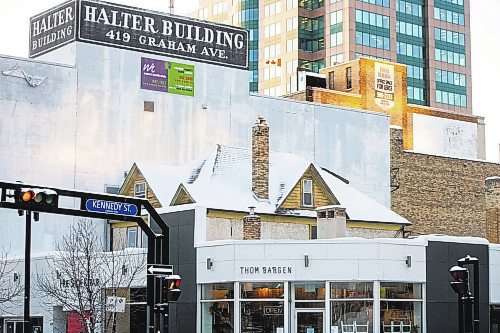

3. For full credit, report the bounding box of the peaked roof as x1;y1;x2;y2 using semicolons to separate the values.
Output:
132;145;410;225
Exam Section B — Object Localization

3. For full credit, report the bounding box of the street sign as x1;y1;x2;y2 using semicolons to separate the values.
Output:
147;264;173;276
106;296;126;313
85;199;138;216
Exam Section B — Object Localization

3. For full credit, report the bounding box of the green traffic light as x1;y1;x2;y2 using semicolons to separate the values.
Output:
45;194;55;205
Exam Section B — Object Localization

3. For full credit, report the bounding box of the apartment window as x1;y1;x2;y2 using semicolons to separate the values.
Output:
435;48;466;66
346;67;352;89
127;227;138;248
287;0;298;9
212;1;227;15
434;7;464;25
134;182;146;198
355;9;389;29
198;8;208;20
287;38;298;52
330;10;343;25
302;179;313;207
264;1;281;17
330;53;343;65
358;0;389;7
328;71;334;89
330;32;343;47
287;17;298;31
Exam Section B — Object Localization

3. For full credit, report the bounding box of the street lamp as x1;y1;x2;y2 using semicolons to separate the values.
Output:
450;255;480;333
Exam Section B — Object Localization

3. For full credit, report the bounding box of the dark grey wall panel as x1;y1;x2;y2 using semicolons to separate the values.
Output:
426;241;489;332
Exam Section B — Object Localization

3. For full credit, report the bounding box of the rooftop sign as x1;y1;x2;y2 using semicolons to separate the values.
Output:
29;0;249;70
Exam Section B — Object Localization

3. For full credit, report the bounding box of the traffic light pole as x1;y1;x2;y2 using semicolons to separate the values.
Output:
24;210;32;333
0;180;173;333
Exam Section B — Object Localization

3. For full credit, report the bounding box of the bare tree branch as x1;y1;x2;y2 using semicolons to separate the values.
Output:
0;245;23;313
35;220;146;333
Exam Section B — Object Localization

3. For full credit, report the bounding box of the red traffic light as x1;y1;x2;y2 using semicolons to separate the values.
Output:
21;190;35;202
17;188;58;207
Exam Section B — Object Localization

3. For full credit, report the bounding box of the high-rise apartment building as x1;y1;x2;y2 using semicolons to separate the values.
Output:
190;0;471;114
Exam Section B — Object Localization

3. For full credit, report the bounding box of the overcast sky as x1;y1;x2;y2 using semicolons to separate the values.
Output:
0;0;498;162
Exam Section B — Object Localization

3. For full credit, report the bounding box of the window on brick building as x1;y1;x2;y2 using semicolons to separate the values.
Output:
328;71;335;90
346;67;352;89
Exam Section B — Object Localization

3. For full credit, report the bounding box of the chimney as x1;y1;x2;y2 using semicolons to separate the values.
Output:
252;116;269;200
243;206;261;240
316;206;347;239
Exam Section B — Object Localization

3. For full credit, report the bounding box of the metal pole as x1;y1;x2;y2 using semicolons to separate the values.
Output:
473;261;480;333
465;295;473;333
24;210;32;333
147;237;156;333
458;296;464;333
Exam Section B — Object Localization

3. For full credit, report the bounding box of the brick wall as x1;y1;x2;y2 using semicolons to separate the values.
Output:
486;177;500;243
391;128;500;240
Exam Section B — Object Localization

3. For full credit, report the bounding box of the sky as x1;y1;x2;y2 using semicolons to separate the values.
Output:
0;1;498;162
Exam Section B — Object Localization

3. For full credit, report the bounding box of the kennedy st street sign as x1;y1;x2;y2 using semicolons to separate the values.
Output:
85;198;138;216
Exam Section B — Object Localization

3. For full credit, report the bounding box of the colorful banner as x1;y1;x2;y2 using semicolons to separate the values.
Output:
141;57;194;96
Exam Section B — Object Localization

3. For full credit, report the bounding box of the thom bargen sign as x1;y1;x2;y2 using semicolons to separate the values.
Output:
29;0;249;69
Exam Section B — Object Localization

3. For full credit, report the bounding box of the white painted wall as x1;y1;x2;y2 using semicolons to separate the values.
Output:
413;113;478;159
0;41;392;255
490;244;500;303
196;238;427;283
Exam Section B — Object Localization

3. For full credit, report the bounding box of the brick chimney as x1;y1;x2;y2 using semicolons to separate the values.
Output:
316;206;347;238
243;206;261;240
252;116;269;200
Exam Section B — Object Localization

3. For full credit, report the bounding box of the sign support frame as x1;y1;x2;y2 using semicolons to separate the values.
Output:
0;180;170;333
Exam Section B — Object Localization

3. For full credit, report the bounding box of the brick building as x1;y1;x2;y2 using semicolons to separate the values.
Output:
285;57;500;241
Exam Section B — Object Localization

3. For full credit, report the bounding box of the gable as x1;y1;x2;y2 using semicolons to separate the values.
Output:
278;165;338;211
120;164;162;208
170;184;196;206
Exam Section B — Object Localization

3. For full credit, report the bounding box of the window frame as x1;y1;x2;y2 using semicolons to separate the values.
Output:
302;179;314;207
134;182;147;198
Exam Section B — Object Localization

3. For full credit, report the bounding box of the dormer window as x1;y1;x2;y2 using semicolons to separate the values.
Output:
302;179;313;207
134;182;146;198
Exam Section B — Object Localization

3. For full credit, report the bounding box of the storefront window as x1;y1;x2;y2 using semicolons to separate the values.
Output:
294;282;325;308
201;284;234;333
241;282;284;333
380;283;422;333
331;282;374;333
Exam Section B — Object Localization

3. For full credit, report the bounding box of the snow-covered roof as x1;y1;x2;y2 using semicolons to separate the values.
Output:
134;144;410;225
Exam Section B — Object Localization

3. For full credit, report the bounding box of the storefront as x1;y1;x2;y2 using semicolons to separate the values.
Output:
196;238;427;333
200;281;423;333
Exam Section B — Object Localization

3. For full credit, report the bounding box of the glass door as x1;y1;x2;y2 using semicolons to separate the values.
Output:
295;310;325;333
5;321;23;333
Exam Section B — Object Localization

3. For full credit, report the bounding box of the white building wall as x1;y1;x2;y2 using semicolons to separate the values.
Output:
413;113;478;159
196;238;427;284
1;41;392;255
490;244;500;304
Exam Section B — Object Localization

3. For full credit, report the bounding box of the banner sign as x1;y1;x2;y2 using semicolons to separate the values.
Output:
141;57;194;96
374;62;395;110
29;0;77;57
30;0;249;69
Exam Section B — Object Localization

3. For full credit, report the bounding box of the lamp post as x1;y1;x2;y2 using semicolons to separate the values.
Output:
450;255;480;333
459;255;480;333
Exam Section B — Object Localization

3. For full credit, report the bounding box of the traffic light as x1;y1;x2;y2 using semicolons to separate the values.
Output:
162;275;182;303
450;265;470;296
17;188;58;208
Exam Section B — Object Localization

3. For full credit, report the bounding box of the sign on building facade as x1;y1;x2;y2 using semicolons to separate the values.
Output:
374;62;395;110
141;57;195;96
30;0;249;70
